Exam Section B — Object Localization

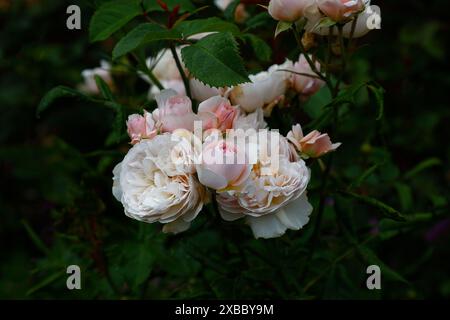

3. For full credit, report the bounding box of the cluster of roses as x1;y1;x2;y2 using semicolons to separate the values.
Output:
108;48;340;239
269;0;378;38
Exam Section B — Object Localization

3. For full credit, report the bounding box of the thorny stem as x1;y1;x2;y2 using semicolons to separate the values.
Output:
170;43;192;99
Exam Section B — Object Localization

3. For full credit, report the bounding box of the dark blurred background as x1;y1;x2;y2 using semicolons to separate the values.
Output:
0;0;449;299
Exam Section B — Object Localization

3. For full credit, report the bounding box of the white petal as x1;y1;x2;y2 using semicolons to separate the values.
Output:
112;162;122;201
275;193;312;230
246;214;288;239
218;207;245;221
196;166;228;190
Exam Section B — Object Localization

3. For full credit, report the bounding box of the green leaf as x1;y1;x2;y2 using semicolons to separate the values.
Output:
302;85;332;119
357;245;409;284
275;21;292;38
311;17;336;31
36;86;90;118
112;23;181;60
143;0;194;13
223;0;240;21
404;157;442;180
177;17;240;38
26;270;66;296
89;0;142;42
94;75;115;101
394;182;413;212
367;81;385;120
181;32;249;87
338;191;407;222
104;101;125;146
349;163;381;189
245;12;272;31
21;219;50;256
241;34;272;62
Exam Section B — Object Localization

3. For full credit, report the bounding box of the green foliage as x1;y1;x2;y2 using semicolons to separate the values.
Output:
1;0;449;301
181;32;249;87
89;0;142;42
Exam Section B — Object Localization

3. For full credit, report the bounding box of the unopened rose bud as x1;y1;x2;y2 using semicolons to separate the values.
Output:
268;0;314;22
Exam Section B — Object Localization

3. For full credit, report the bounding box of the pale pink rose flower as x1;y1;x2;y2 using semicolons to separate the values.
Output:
268;0;315;22
287;124;341;158
126;111;158;145
198;96;238;131
196;138;251;190
317;0;365;22
153;89;199;133
290;54;325;97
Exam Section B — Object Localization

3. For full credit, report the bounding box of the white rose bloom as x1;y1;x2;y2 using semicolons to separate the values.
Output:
216;131;312;239
112;134;207;234
230;61;293;113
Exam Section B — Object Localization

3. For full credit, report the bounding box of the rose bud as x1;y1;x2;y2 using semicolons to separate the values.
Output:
197;138;251;190
317;0;365;22
152;89;199;132
268;0;314;22
126;111;158;145
287;124;341;158
198;96;238;131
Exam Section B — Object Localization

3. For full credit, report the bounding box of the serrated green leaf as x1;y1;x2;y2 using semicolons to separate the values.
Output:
357;245;409;284
242;34;272;62
181;32;249;87
275;21;292;38
89;0;142;42
112;23;181;60
36;86;90;118
177;17;240;38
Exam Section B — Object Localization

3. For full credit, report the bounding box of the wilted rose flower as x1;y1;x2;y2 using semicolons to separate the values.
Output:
79;60;113;95
217;155;312;239
268;0;315;22
152;89;199;132
126;111;158;145
190;78;227;102
287;124;341;158
317;0;365;22
196;137;251;190
230;60;292;113
198;96;238;131
290;54;325;97
112;135;208;234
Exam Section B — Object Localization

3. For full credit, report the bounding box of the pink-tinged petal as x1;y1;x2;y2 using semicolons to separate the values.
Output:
197;166;228;190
